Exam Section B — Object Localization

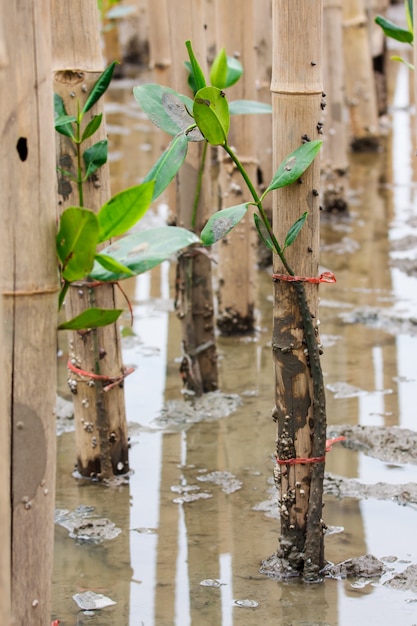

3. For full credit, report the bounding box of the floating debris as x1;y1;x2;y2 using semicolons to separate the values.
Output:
173;491;212;504
132;527;157;534
155;391;242;430
233;599;259;608
196;471;242;494
200;579;224;587
55;506;121;543
72;591;116;611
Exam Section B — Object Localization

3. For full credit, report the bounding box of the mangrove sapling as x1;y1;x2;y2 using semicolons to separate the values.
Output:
375;0;414;68
133;41;329;578
54;61;199;479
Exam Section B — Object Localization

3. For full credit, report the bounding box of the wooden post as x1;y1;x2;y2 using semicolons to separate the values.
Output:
166;0;219;396
343;0;380;149
148;0;171;80
215;0;258;334
322;0;349;212
0;1;57;623
52;0;130;479
270;0;326;580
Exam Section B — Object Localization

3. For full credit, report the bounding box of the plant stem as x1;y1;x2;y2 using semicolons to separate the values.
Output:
223;141;294;276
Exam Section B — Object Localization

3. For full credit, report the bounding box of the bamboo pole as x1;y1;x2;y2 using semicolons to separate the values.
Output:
0;290;10;625
343;0;380;149
52;0;129;479
147;0;171;80
270;0;326;579
322;0;349;212
215;0;258;334
0;1;57;622
166;0;219;396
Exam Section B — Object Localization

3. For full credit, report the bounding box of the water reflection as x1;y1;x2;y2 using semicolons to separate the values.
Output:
53;55;417;625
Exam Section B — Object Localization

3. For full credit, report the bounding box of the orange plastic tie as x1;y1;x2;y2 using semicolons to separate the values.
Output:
67;360;135;392
272;271;336;284
276;436;345;466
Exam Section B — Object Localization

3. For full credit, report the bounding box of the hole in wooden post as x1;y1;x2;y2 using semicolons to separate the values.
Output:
16;137;28;161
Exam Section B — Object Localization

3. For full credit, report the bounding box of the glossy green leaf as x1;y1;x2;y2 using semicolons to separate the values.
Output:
56;207;99;281
82;62;118;114
95;253;134;277
89;226;201;281
83;139;108;178
229;100;272;115
266;140;322;192
210;48;228;88
253;213;274;251
193;86;230;145
133;84;196;137
97;181;155;243
374;15;413;44
54;94;76;139
283;212;308;250
185;40;206;92
200;203;249;246
142;133;189;200
81;114;103;142
58;307;123;330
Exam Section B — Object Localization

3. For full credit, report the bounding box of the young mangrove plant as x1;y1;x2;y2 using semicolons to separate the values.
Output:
375;0;413;69
133;40;328;579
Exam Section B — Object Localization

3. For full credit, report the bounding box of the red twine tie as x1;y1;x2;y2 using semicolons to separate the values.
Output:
276;436;345;466
67;360;135;392
272;271;336;284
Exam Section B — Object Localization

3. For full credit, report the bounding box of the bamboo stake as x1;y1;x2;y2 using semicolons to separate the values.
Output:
343;0;380;149
52;0;129;479
147;0;171;80
166;0;218;395
270;0;326;580
322;0;349;212
215;0;257;334
0;1;57;622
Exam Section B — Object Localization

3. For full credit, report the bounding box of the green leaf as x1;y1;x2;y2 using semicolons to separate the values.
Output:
266;140;322;192
58;307;123;330
210;48;228;88
57;207;99;281
142;133;189;200
193;86;230;145
390;55;414;70
97;181;155;243
200;203;249;246
229;100;272;115
185;40;206;92
82;62;118;115
83;139;108;178
89;226;201;281
81;114;103;142
283;212;308;249
54;94;76;139
184;60;198;94
95;253;134;277
374;15;413;44
133;84;197;137
225;56;243;87
405;0;413;35
253;213;274;251
161;91;204;141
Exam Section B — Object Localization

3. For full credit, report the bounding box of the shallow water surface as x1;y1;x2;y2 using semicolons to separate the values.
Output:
53;59;417;625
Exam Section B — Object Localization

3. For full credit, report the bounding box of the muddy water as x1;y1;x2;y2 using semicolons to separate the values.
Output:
53;61;417;624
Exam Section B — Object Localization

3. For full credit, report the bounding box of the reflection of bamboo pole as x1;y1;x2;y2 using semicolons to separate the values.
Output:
52;0;129;479
322;0;349;212
0;2;57;623
215;0;257;334
343;0;380;150
271;0;324;578
166;0;219;395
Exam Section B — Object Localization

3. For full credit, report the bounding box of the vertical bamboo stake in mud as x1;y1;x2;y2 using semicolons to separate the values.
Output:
343;0;380;149
52;0;129;479
148;0;171;81
215;0;258;334
322;0;349;212
271;0;326;579
0;1;57;622
167;0;218;395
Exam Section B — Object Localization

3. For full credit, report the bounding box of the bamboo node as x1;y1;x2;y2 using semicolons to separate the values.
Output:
2;285;60;296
